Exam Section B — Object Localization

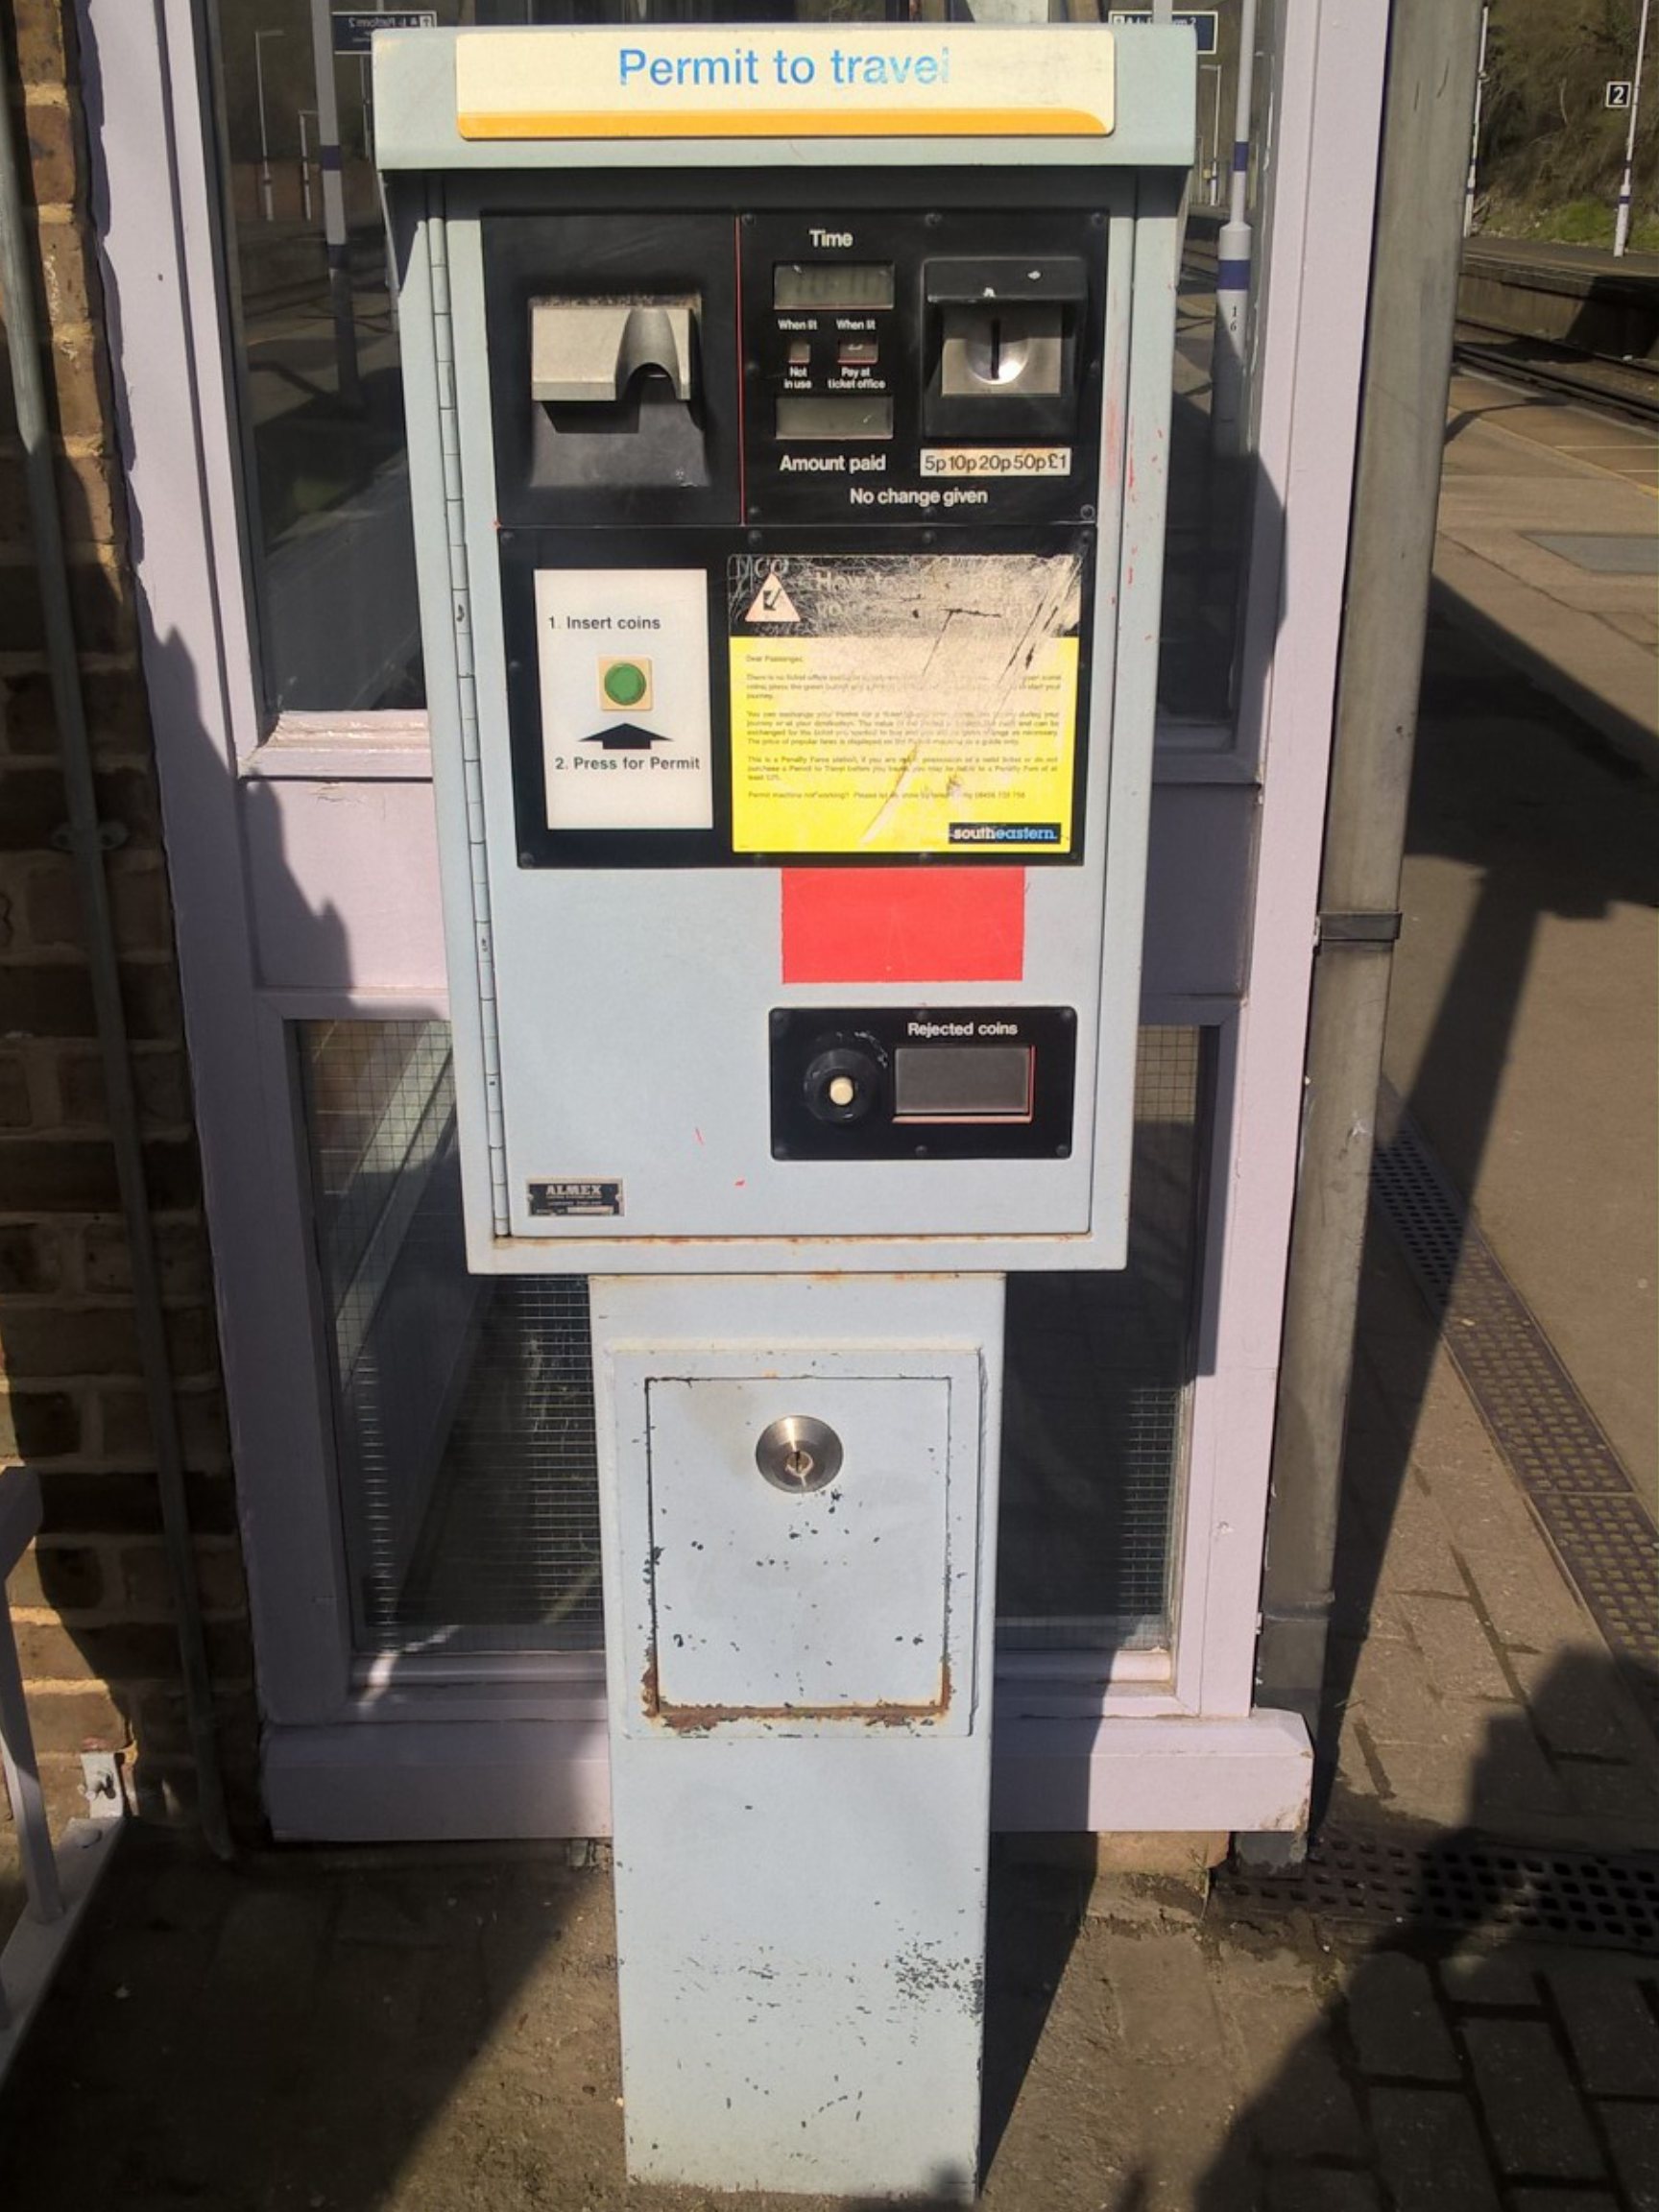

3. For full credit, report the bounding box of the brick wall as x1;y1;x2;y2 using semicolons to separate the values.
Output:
0;0;255;1833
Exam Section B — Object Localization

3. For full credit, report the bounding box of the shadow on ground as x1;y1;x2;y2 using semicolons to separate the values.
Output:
1187;1659;1659;2212
0;1832;1080;2210
1314;596;1659;1832
5;1657;1657;2207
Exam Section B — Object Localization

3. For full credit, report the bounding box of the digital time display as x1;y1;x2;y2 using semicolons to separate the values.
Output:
773;262;897;311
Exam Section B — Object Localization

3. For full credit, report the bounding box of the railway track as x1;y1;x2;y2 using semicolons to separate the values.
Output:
1182;226;1659;422
1453;315;1659;424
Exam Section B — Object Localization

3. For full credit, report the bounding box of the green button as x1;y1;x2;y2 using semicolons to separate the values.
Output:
603;661;649;708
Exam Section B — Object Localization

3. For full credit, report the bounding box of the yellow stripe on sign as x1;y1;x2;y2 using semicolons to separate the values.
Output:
456;107;1109;141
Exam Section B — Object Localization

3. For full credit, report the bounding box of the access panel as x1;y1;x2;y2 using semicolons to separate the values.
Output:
597;1279;998;2195
643;1372;953;1721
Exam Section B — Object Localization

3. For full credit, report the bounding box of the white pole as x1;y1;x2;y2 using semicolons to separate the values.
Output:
1614;0;1652;257
1201;60;1222;204
1211;60;1223;202
363;0;387;165
298;108;314;226
1463;3;1490;239
1212;0;1258;452
254;29;282;225
308;0;362;405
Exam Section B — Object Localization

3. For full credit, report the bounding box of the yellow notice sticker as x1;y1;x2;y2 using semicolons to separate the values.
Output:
728;554;1083;857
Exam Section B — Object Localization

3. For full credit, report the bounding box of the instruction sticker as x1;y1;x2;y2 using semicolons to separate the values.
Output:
728;553;1083;856
535;568;712;832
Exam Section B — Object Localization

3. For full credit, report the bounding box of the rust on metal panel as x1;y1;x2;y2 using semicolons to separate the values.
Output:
640;1654;952;1733
492;1229;1035;1259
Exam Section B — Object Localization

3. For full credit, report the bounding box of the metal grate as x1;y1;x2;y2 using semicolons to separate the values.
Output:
298;1022;603;1657
1370;1086;1659;1732
1221;1830;1659;1956
300;1022;1206;1665
394;1278;603;1647
998;1028;1206;1650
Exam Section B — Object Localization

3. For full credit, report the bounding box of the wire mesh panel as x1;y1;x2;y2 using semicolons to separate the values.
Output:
998;1027;1207;1651
298;1022;603;1656
298;1022;1202;1664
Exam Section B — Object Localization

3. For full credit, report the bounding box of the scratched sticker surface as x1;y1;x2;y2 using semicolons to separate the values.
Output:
727;552;1082;856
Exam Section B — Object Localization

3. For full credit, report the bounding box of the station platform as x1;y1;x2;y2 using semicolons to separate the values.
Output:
1462;233;1659;281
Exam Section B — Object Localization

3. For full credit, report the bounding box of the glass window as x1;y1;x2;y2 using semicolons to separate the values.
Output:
997;1026;1206;1651
208;0;478;711
299;1020;603;1657
210;1;1272;723
1159;0;1276;723
299;1020;1204;1665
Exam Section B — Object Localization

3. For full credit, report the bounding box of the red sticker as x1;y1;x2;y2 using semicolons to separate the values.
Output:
781;869;1025;985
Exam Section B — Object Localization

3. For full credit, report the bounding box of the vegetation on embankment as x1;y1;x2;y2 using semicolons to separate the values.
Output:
1478;0;1659;250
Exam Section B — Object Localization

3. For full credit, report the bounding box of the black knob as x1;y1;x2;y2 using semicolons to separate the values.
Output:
803;1046;882;1126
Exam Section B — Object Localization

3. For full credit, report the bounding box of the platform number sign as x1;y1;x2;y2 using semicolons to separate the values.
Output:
334;10;437;55
1606;80;1634;108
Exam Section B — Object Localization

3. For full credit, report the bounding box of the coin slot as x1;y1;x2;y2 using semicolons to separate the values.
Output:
940;305;1064;399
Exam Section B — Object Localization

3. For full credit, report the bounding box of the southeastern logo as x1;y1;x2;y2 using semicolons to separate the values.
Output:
948;822;1062;844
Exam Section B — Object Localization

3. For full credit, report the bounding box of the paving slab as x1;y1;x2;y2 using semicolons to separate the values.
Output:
1368;2085;1503;2212
1212;1946;1368;2164
1545;1968;1659;2100
1334;1219;1658;1851
1462;2017;1606;2181
1394;1594;1512;1704
1508;2195;1622;2212
1439;374;1659;745
1505;1643;1647;1761
1265;2171;1384;2212
1345;1952;1460;2084
1391;427;1659;1502
1600;2102;1659;2212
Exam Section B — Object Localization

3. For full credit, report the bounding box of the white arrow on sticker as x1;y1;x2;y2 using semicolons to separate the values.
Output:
745;575;801;625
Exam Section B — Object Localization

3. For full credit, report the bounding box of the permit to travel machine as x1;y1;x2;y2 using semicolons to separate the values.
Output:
376;19;1192;2199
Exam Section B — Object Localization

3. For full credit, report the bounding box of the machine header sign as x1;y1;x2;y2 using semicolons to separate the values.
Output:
454;27;1117;139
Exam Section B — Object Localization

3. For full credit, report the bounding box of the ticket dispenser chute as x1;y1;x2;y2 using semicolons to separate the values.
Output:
377;22;1191;2200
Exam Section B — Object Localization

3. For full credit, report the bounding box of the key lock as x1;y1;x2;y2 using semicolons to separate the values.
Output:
756;1414;845;1496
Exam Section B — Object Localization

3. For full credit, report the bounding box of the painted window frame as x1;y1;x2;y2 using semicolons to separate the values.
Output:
213;8;1275;777
84;0;1387;1838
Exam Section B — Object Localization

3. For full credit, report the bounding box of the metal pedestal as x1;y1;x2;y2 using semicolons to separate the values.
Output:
592;1272;1003;2200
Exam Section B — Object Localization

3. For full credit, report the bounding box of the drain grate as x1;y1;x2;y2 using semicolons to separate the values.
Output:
1370;1088;1659;1734
1221;1830;1659;1954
